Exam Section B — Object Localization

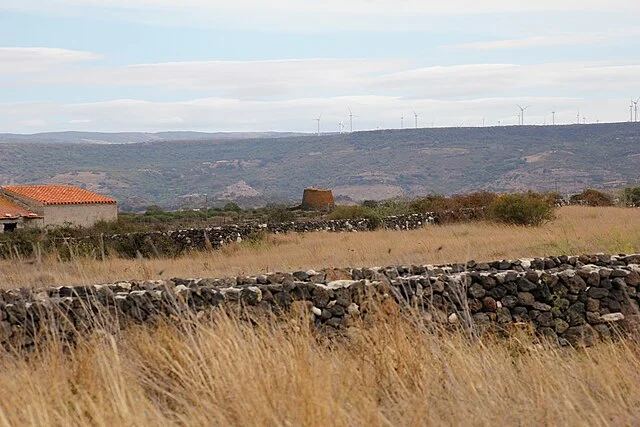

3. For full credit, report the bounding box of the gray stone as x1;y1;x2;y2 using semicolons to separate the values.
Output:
587;287;609;299
554;319;570;334
611;269;629;278
0;321;12;342
501;295;519;309
532;302;551;312
472;312;491;325
593;324;612;339
517;277;538;292
347;303;360;316
568;275;587;294
600;313;625;322
496;307;512;323
468;283;486;299
312;287;332;308
536;312;554;328
293;271;309;281
517;292;535;306
586;311;602;324
563;325;597;347
585;298;600;312
482;297;498;312
539;327;558;342
512;306;529;321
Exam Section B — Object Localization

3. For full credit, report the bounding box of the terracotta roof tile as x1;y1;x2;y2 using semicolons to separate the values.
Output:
3;185;117;206
0;195;33;219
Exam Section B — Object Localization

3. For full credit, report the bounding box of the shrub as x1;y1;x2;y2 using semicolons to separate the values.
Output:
570;189;614;207
623;186;640;206
409;192;497;213
326;205;382;230
409;195;452;213
265;206;295;223
223;202;242;212
487;192;555;226
450;191;498;210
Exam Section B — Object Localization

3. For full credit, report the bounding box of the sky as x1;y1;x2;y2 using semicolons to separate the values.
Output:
1;0;640;133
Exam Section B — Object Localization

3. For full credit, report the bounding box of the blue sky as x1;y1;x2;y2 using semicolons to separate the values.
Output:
1;0;639;133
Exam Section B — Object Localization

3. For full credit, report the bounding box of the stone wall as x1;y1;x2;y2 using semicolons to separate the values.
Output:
0;209;482;259
1;252;639;350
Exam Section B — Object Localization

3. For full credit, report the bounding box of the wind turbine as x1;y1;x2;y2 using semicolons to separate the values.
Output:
517;104;530;125
347;107;358;133
551;111;556;126
413;110;421;129
338;121;344;133
633;97;640;122
314;114;322;135
400;114;404;129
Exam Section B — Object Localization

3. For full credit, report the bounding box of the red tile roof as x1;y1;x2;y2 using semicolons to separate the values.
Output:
0;195;34;219
3;185;117;206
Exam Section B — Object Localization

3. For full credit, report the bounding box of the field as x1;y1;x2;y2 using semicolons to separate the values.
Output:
0;206;640;425
1;206;638;289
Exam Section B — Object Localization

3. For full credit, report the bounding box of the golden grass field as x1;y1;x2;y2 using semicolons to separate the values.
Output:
0;206;639;426
1;206;638;289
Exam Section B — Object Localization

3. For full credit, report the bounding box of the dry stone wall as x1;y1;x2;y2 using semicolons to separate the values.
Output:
0;209;482;259
1;252;639;350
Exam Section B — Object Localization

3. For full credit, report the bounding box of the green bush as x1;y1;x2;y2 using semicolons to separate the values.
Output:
265;206;295;223
409;195;452;213
569;189;614;207
326;205;382;230
409;191;497;213
623;186;640;206
487;193;555;226
223;202;242;212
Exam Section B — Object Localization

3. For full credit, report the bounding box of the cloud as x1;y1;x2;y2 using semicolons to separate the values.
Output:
9;57;640;100
37;58;402;97
0;47;101;73
7;0;637;15
0;94;626;133
3;0;637;32
445;28;640;50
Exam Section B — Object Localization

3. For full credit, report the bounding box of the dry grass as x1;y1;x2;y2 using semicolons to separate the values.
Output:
0;206;638;289
0;206;639;425
1;313;640;426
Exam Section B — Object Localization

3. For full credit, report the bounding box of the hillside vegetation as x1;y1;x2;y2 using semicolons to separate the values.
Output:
1;123;639;209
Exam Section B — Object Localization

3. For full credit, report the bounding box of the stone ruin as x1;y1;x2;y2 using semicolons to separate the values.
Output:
301;187;335;210
1;252;639;350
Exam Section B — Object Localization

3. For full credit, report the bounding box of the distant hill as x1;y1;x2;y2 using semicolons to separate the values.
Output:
1;123;639;210
0;131;306;144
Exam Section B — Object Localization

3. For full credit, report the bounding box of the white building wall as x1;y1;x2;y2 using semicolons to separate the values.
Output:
43;204;117;228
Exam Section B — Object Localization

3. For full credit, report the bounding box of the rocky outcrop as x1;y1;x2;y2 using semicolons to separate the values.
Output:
1;253;639;350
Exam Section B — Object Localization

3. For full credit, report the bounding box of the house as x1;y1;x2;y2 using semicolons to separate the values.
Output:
0;195;43;232
0;185;117;231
